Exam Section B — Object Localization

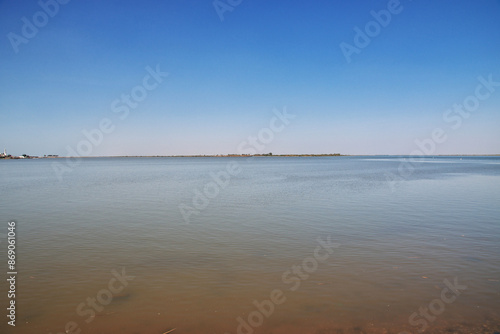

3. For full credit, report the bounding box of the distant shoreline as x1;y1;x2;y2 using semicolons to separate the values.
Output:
3;153;500;160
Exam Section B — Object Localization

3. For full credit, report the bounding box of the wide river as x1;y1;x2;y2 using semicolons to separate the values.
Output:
0;156;499;334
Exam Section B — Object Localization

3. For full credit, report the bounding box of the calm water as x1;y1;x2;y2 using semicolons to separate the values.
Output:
0;156;499;334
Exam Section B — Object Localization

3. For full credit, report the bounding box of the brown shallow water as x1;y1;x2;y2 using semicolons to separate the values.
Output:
1;157;499;333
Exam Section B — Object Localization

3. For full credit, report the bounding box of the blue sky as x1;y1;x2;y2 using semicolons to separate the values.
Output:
0;0;499;156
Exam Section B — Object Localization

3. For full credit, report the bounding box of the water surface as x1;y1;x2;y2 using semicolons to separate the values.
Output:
0;156;499;334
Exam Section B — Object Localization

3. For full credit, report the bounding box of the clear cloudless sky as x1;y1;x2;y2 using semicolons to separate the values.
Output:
0;0;499;156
